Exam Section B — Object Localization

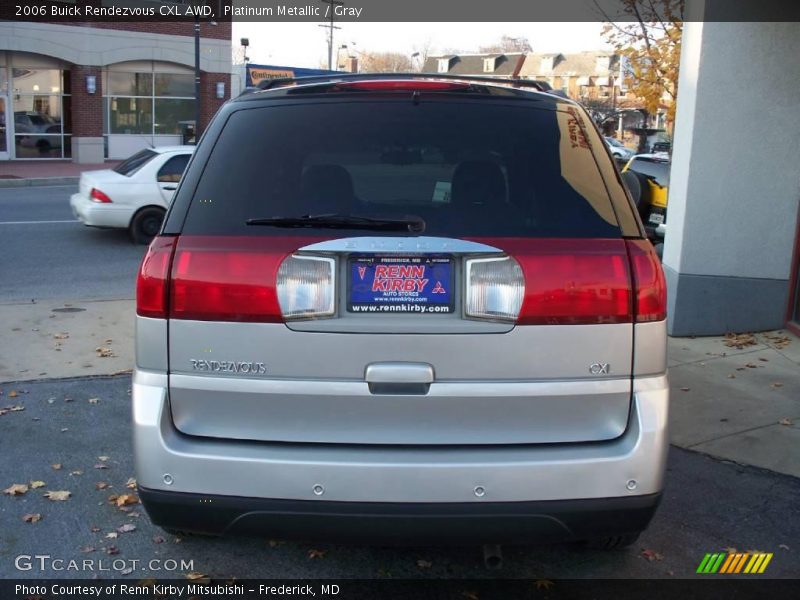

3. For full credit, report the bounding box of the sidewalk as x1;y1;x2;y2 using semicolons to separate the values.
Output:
0;159;120;187
0;298;798;479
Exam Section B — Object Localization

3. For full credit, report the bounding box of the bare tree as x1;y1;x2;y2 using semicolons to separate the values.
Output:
479;35;533;54
358;51;415;73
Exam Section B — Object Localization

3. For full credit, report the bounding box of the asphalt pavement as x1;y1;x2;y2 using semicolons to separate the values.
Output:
0;185;145;303
1;375;798;580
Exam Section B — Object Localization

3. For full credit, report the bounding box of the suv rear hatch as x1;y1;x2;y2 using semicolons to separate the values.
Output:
140;86;663;446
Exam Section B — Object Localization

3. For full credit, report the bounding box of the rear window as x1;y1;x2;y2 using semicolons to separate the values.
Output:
114;149;157;177
182;101;621;238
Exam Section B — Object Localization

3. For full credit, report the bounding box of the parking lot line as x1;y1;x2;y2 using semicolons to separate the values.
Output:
0;219;79;225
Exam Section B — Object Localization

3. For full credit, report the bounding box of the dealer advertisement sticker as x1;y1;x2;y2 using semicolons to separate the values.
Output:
349;256;454;314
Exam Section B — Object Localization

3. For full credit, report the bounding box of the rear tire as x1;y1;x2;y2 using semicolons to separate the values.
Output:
581;532;641;550
129;207;165;245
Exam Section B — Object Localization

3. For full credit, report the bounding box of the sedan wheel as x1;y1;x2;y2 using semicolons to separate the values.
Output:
130;207;166;245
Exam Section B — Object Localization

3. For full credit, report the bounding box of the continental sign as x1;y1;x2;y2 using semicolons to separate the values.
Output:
249;68;296;84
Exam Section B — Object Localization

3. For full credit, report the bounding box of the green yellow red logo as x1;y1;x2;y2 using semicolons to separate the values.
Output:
696;552;773;574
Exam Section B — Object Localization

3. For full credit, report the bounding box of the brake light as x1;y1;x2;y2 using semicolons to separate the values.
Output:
465;257;524;321
476;239;633;325
136;236;177;319
90;188;112;203
277;255;336;319
626;240;667;322
334;80;469;92
168;236;326;322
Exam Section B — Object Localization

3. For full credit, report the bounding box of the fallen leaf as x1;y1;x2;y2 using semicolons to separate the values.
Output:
94;464;109;470
22;513;42;523
771;382;784;389
723;333;757;349
120;567;133;575
727;374;736;379
779;544;790;551
80;546;95;553
779;418;794;426
29;480;46;489
4;483;29;496
745;363;758;369
416;559;433;569
98;456;110;462
185;572;210;583
44;490;71;501
117;524;137;534
60;428;69;432
88;398;100;404
95;347;115;358
90;525;101;533
127;511;141;518
152;536;165;544
51;464;62;470
8;390;18;398
723;547;738;554
535;580;555;590
680;387;691;392
9;405;25;412
308;549;326;559
105;546;119;555
105;532;118;539
115;494;140;507
126;478;137;490
759;358;769;362
462;592;480;600
267;539;284;548
54;333;70;340
95;482;110;490
641;548;664;561
70;470;83;476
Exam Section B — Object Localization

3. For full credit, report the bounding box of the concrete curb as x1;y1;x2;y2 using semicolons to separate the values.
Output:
0;176;79;188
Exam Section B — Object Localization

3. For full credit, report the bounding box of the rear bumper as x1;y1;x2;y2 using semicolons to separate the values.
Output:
70;193;132;228
133;369;669;541
139;486;661;543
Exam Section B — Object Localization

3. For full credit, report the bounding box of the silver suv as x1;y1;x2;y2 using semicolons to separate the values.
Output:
133;74;668;548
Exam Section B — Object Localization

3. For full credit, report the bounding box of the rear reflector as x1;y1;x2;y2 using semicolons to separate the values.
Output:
477;239;633;325
168;236;326;322
335;80;470;92
465;256;524;321
90;188;112;203
626;240;667;322
136;236;176;319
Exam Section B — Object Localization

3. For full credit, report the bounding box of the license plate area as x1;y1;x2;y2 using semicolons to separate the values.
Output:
348;255;455;314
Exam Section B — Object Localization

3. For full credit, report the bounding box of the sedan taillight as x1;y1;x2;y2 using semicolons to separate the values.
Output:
90;188;112;203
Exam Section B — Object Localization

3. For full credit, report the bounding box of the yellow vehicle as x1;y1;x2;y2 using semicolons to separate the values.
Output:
621;153;670;244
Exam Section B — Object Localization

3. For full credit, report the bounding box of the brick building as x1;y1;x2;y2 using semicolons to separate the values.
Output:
0;19;232;162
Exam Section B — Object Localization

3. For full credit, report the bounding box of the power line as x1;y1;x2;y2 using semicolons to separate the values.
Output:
318;0;344;70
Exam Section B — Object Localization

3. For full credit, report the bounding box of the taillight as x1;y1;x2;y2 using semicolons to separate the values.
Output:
277;255;336;319
334;80;470;92
168;236;326;322
626;240;667;322
475;239;633;325
90;188;112;203
136;236;176;319
465;257;524;321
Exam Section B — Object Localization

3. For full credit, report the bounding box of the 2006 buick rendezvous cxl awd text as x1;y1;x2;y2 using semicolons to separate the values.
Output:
133;74;668;550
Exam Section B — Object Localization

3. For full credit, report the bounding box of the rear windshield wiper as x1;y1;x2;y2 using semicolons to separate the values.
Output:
246;213;425;233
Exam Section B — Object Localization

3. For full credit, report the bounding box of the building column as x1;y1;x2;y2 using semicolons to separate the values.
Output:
662;20;800;335
199;72;230;135
69;66;104;164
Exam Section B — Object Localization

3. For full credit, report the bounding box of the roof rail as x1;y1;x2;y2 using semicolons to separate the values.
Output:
256;72;549;92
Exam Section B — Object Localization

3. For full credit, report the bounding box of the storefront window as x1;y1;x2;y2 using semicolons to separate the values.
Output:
108;97;153;134
105;67;194;145
153;98;194;135
11;68;71;158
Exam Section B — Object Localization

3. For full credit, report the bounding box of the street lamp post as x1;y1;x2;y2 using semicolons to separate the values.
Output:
194;16;200;143
319;0;344;70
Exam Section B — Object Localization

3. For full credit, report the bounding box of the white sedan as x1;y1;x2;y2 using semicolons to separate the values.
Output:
70;146;193;244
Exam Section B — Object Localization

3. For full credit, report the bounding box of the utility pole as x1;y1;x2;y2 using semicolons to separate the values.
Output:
318;0;344;70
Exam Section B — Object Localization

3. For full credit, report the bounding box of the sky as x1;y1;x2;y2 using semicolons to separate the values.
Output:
232;22;611;69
